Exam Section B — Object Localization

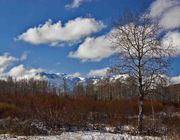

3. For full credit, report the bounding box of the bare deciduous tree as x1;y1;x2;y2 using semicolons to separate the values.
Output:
110;12;173;132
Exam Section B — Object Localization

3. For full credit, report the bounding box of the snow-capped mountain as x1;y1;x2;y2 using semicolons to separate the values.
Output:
0;70;128;92
35;72;128;92
37;72;92;91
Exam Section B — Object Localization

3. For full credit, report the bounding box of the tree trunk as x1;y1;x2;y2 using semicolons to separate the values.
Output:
138;94;144;132
151;97;155;129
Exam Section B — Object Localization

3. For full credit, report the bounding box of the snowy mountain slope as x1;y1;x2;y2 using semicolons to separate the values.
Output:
36;72;128;91
38;72;87;91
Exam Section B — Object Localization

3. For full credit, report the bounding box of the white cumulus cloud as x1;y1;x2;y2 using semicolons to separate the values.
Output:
150;0;180;57
150;0;180;30
162;31;180;56
8;64;42;80
0;53;42;80
159;6;180;30
69;32;115;62
150;0;178;17
0;53;17;73
17;17;105;46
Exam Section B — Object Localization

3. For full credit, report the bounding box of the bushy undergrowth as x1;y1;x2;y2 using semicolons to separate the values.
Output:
0;92;167;126
0;79;179;136
0;94;179;136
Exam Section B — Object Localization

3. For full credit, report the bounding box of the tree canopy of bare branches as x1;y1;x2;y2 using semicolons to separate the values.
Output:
110;12;173;132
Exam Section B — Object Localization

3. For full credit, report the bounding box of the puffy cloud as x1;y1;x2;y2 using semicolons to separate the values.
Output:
69;33;115;62
9;65;25;77
150;0;180;30
65;0;91;9
150;1;180;56
87;67;110;77
8;64;42;80
0;53;42;80
162;31;180;56
17;17;105;46
150;0;178;17
0;53;17;73
159;6;180;29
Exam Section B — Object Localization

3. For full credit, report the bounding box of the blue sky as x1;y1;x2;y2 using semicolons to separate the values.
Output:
0;0;180;79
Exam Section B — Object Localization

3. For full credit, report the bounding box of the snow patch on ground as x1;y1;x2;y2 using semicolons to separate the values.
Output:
0;132;166;140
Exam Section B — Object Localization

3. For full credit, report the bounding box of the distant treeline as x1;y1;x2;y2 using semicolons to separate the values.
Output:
0;76;179;104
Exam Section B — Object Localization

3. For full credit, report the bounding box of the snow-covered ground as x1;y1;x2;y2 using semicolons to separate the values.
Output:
0;132;166;140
